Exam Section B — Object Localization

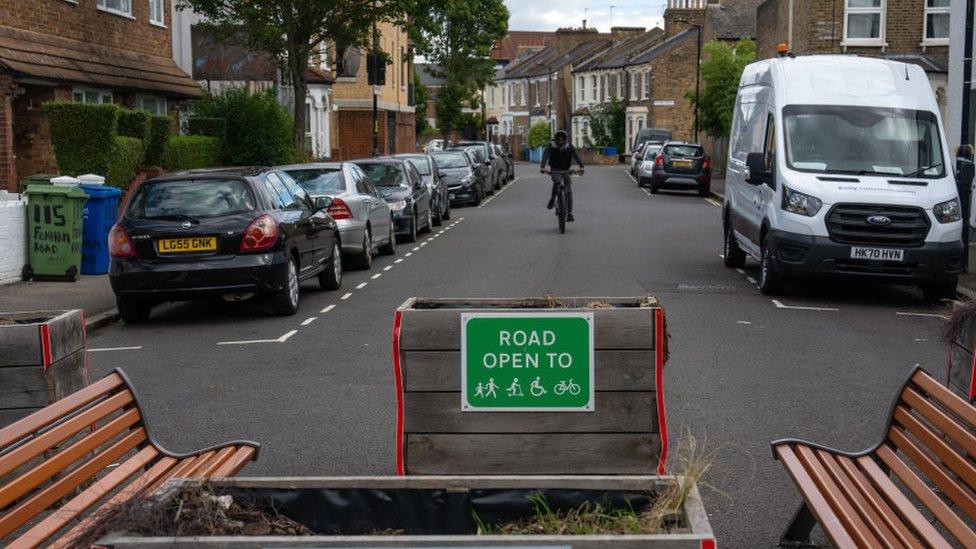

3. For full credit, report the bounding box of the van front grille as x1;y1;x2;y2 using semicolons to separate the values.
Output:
825;204;929;247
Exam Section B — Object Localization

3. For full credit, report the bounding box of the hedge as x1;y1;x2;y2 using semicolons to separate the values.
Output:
188;116;227;140
192;89;292;165
106;136;144;189
117;110;150;140
144;115;172;167
43;102;119;177
161;135;221;171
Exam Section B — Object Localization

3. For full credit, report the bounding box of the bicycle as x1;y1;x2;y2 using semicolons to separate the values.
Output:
553;378;581;396
543;168;582;234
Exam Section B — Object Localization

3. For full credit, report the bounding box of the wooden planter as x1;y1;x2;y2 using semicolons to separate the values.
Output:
97;475;715;548
0;309;88;427
393;297;668;476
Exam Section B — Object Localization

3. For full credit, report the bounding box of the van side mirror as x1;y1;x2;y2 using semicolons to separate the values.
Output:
315;196;333;210
745;152;769;185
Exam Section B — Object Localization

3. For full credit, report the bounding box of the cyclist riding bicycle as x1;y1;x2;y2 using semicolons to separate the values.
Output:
540;129;584;222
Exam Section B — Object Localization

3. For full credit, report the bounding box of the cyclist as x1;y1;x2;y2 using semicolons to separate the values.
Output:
540;129;584;221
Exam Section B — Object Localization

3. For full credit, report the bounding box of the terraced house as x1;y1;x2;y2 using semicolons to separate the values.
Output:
0;0;201;191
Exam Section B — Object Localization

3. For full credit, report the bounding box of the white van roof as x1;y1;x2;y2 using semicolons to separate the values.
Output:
740;55;936;112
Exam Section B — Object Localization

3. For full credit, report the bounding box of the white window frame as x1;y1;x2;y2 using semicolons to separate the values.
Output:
520;83;526;106
642;71;650;100
842;0;886;47
618;72;625;99
138;95;167;115
148;0;165;26
97;0;133;18
72;87;114;104
590;75;597;103
632;74;640;100
922;0;950;44
534;81;541;107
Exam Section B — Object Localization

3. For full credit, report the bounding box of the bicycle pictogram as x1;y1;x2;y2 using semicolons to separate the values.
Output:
553;378;581;396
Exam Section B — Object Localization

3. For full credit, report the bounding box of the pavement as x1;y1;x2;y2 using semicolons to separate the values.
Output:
0;274;118;329
73;163;956;546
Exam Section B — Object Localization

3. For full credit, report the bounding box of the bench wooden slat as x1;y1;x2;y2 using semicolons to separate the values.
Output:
911;372;976;429
210;446;257;478
10;446;158;549
180;450;217;477
857;455;952;548
774;444;856;547
795;445;881;547
143;454;207;494
836;455;922;549
0;408;140;509
0;373;125;449
0;390;134;478
194;447;237;478
0;428;146;539
888;425;976;520
893;406;976;493
876;444;976;547
815;449;906;549
901;387;976;458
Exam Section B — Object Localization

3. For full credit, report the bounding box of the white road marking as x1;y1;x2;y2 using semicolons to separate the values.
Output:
356;282;367;289
896;312;948;319
87;346;143;352
915;338;928;342
736;268;745;274
301;317;317;326
771;299;839;312
341;292;353;300
737;321;752;325
420;242;427;247
704;198;722;207
395;258;404;263
384;265;393;271
437;230;444;235
278;330;298;342
405;252;413;257
371;273;382;279
746;276;757;284
217;329;298;346
320;304;336;314
718;254;725;259
412;246;420;251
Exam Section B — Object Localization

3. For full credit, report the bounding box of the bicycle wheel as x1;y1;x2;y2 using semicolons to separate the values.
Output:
556;190;566;234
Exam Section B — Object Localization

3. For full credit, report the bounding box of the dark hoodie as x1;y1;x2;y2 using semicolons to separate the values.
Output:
540;141;584;172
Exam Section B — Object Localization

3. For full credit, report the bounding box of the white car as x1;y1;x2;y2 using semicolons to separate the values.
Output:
722;55;963;301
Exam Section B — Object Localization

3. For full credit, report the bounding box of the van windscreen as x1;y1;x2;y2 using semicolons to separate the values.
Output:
783;105;945;178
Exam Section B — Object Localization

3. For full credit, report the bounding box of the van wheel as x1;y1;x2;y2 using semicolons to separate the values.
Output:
723;220;746;268
923;277;957;303
758;235;785;296
270;259;300;316
117;298;152;324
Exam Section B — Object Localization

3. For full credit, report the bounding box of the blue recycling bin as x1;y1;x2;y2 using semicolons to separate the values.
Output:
79;184;121;274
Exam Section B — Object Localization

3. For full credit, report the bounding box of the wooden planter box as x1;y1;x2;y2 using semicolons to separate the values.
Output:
97;476;715;548
393;297;668;476
0;309;88;427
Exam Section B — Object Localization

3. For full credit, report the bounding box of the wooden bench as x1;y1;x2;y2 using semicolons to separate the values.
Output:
0;368;260;548
772;366;976;548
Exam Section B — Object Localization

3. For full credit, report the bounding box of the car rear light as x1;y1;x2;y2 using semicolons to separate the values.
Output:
654;155;664;168
327;197;353;220
240;214;279;252
702;157;711;170
108;224;136;258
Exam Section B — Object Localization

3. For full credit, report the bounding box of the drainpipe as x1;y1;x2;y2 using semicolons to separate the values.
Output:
958;0;975;272
787;0;794;49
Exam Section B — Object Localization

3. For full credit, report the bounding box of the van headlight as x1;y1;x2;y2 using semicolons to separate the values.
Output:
934;198;961;223
781;186;822;217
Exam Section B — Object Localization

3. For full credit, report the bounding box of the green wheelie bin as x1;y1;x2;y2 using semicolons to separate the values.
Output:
23;184;88;281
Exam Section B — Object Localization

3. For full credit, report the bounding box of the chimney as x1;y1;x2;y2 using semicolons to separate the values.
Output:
610;26;645;42
553;27;600;53
663;0;706;38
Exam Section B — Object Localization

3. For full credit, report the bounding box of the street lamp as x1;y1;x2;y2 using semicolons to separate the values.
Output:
674;18;702;143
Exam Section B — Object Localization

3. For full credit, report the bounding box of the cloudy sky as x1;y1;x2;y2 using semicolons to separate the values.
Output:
505;0;667;33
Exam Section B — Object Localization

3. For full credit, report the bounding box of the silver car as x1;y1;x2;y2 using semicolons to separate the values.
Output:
277;162;395;270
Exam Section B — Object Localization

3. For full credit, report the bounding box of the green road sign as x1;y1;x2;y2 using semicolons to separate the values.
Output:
461;312;594;412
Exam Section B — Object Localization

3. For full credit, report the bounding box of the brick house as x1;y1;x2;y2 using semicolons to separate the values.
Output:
0;0;202;191
757;0;950;121
491;31;556;66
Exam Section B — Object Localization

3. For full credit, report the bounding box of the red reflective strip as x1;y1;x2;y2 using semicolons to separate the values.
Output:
81;309;90;385
39;324;52;369
392;309;405;476
969;343;976;400
655;308;668;475
700;539;717;549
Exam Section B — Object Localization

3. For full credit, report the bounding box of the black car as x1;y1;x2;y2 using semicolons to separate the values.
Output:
646;142;711;196
456;141;505;191
108;167;342;323
493;143;515;181
431;150;485;206
352;157;433;242
395;153;450;226
449;145;494;195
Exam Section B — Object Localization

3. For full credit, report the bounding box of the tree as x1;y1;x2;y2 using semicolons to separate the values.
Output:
587;97;626;150
526;120;551;149
685;38;756;139
193;88;293;165
407;0;508;139
179;0;406;151
414;74;430;134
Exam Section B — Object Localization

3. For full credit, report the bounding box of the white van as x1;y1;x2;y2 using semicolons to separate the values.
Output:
723;55;963;300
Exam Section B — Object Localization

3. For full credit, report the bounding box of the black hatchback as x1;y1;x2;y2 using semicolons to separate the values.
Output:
109;167;342;323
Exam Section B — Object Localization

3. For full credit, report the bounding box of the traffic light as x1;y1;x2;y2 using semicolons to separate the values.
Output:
367;51;386;86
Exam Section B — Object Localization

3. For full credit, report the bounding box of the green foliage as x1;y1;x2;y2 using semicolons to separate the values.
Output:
188;116;227;140
144;115;172;167
106;136;145;189
586;97;626;150
117;110;151;140
43;102;120;177
192;88;293;165
685;38;756;139
414;74;430;134
526;120;551;149
161;135;222;171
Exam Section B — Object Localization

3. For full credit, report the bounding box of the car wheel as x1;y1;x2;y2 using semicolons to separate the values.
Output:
698;181;711;197
378;217;396;255
649;181;660;194
471;186;483;206
442;199;451;220
270;258;301;316
636;177;644;188
319;240;342;290
723;218;747;268
419;207;433;234
922;276;958;303
346;229;373;270
433;205;443;226
117;298;152;324
758;234;785;296
402;212;418;243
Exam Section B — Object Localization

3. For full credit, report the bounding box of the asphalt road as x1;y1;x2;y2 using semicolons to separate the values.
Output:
88;163;950;547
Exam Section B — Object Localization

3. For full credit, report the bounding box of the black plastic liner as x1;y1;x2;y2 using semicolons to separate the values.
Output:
218;487;658;535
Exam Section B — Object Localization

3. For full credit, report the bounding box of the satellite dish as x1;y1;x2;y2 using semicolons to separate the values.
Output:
342;47;361;77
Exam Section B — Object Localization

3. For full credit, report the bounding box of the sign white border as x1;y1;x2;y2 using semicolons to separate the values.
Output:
460;312;595;412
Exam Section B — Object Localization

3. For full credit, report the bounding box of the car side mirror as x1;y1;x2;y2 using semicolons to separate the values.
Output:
437;169;447;178
315;196;333;210
414;181;423;191
745;152;769;185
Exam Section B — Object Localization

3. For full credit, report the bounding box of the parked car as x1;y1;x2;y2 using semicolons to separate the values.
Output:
456;141;504;192
109;167;342;322
395;153;450;225
493;143;515;181
449;145;492;196
431;150;486;206
352;157;432;243
633;127;672;152
277;162;396;270
634;142;664;187
723;55;963;301
425;139;449;152
630;142;647;176
645;141;710;196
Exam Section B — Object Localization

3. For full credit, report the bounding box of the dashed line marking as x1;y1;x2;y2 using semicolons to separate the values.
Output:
341;292;353;300
371;273;382;279
737;321;752;325
704;198;722;207
735;268;745;275
301;317;317;326
88;346;143;352
356;282;367;290
217;329;298;346
404;253;412;257
896;312;947;319
383;265;393;271
746;276;757;284
771;299;839;312
320;304;336;314
420;242;427;247
395;258;404;263
278;330;298;342
412;246;420;251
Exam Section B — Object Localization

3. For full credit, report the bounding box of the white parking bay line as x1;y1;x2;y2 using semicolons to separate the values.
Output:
896;311;948;319
217;329;297;346
341;292;353;300
746;276;757;284
371;273;382;279
412;247;420;251
404;253;412;257
383;265;393;271
704;198;722;208
420;242;427;247
301;317;317;326
278;330;298;342
88;346;143;352
735;268;745;274
395;258;404;263
356;282;367;289
771;299;839;312
320;304;336;314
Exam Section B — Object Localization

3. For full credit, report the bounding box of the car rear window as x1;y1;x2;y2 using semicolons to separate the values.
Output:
404;157;431;175
285;168;344;194
128;179;256;219
664;145;703;158
356;163;408;187
643;146;661;160
432;153;468;169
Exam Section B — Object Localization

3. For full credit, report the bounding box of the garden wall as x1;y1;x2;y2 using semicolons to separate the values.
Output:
0;193;26;285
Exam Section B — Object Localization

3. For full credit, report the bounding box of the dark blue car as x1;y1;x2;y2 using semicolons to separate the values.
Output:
351;157;433;243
